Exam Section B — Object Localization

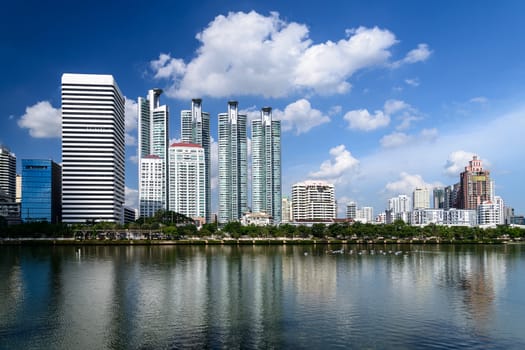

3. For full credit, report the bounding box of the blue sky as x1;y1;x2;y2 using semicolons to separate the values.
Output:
2;0;525;216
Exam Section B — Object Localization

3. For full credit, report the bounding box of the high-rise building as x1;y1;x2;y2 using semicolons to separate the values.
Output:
388;195;411;223
413;187;430;209
168;143;206;224
458;155;493;210
61;73;125;223
16;175;22;203
181;99;211;222
252;107;281;224
138;89;169;217
346;202;357;219
21;159;61;223
433;187;445;209
292;181;336;221
444;183;460;210
281;196;292;224
139;155;164;218
0;145;16;202
218;101;247;223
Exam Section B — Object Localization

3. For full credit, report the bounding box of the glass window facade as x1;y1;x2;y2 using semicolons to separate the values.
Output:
21;159;61;223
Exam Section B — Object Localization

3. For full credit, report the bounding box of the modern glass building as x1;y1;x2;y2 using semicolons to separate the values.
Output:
181;99;211;222
218;101;248;224
251;107;281;224
61;73;125;223
138;89;169;217
21;159;61;223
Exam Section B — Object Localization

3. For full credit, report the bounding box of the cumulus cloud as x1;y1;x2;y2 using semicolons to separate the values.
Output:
392;43;432;67
385;172;442;195
443;150;476;177
380;128;438;148
125;186;139;209
344;109;390;131
310;145;359;183
150;11;426;98
274;99;330;134
18;101;61;138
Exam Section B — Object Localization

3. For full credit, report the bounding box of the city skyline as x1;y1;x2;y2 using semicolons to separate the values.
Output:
2;1;525;215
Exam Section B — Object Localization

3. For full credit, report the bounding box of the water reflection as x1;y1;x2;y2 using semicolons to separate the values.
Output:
0;244;524;349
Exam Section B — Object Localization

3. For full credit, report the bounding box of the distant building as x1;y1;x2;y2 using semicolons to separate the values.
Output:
444;183;460;210
16;175;22;203
0;145;16;202
138;89;169;217
458;155;493;210
292;181;336;221
21;159;61;223
218;101;248;224
433;187;445;209
387;195;411;223
241;212;272;226
355;206;373;223
281;196;292;224
346;202;357;219
181;99;211;222
478;196;504;226
413;188;430;209
123;206;137;224
61;73;125;223
252;107;281;224
168;143;206;223
444;209;477;226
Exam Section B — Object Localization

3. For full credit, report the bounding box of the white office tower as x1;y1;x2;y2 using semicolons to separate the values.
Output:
413;187;430;209
218;101;247;224
139;155;164;218
281;196;293;223
292;181;336;221
0;145;16;201
181;99;211;222
252;107;281;224
168;143;206;223
138;89;169;217
61;73;125;223
388;194;411;223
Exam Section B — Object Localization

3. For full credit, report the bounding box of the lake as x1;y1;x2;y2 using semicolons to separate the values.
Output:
1;244;524;349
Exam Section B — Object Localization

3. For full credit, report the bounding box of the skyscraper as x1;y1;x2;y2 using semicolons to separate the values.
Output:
218;101;247;224
346;202;357;219
21;159;61;223
181;99;211;222
292;181;336;221
413;187;430;209
168;143;206;224
61;73;125;223
433;187;445;209
0;145;16;202
458;155;493;210
138;89;169;217
252;107;281;224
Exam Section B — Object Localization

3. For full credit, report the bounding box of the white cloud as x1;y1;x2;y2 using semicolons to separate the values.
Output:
384;99;410;115
344;109;390;131
150;11;426;98
393;43;432;67
380;132;411;148
443;150;476;177
125;186;139;209
385;172;442;196
380;128;438;148
17;101;61;138
275;99;330;135
310;145;359;183
405;78;420;87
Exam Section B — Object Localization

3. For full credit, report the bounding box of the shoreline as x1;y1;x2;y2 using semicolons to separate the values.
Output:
0;238;518;246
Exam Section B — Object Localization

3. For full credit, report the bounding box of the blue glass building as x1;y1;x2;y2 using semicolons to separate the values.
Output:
21;159;61;223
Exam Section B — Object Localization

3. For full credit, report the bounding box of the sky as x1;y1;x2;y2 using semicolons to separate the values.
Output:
1;0;525;216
